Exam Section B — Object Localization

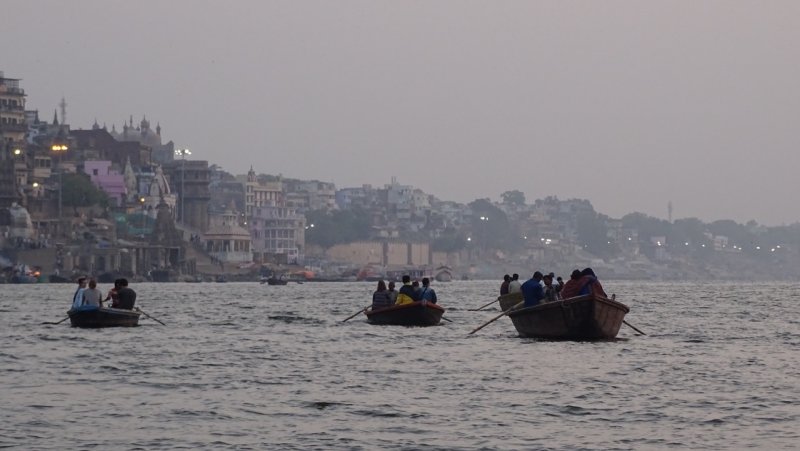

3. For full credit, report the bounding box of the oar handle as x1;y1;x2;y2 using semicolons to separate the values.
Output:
342;305;370;323
468;301;523;335
470;297;501;311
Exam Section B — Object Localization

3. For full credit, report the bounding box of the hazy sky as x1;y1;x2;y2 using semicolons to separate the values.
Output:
3;1;799;224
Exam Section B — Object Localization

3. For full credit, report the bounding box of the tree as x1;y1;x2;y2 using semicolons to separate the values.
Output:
468;198;514;251
61;173;109;212
304;207;372;248
432;227;467;252
501;190;526;206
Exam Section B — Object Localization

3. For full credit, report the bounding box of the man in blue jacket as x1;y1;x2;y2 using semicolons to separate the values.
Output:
521;271;545;307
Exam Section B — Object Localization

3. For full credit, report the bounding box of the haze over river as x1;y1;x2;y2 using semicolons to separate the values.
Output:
1;281;798;450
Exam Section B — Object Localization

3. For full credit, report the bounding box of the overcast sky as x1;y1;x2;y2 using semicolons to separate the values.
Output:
3;1;799;224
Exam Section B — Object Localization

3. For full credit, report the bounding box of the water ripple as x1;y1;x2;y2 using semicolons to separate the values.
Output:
1;281;798;450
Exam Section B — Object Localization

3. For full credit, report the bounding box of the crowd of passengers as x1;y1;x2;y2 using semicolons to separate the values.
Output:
371;275;437;310
501;267;607;308
368;267;607;311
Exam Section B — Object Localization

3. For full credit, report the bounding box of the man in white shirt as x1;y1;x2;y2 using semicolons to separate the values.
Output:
508;273;522;294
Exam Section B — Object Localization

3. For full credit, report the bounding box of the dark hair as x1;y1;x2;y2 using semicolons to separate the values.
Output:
376;280;387;291
388;281;396;290
119;278;129;287
402;275;411;283
557;277;563;282
512;273;519;280
77;277;87;284
533;271;543;279
570;269;582;280
503;274;511;282
422;277;430;286
412;280;419;287
581;268;596;277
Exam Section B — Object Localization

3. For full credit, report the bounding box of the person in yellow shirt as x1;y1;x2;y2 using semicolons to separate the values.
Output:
395;275;420;305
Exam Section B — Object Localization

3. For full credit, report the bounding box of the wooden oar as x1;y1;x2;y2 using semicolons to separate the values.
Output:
342;305;370;323
623;320;646;335
441;316;453;323
468;301;523;335
135;308;166;326
468;297;500;311
42;316;69;325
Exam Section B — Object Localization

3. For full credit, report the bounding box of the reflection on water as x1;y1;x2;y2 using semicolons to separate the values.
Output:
1;281;798;450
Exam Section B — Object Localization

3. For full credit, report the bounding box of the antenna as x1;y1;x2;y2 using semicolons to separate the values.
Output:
59;97;67;125
668;201;673;223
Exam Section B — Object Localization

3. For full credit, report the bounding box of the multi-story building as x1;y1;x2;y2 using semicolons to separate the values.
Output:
241;167;283;220
0;71;27;208
283;179;336;211
165;159;210;232
335;184;377;210
110;116;175;165
249;204;305;264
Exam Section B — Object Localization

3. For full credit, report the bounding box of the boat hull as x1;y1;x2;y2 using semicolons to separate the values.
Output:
498;292;524;311
68;306;141;328
507;294;629;340
366;301;445;326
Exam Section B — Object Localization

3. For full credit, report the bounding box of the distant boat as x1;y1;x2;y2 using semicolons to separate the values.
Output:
48;274;71;283
68;305;141;328
434;265;453;282
265;276;288;285
507;294;629;340
365;301;445;327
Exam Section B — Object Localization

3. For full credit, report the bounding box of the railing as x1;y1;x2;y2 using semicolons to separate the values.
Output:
0;104;24;112
0;123;26;132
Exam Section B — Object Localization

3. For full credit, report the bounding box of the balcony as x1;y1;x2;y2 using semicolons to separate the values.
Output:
0;104;24;112
0;123;26;132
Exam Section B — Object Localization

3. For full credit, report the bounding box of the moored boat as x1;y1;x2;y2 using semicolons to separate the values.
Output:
365;301;445;326
506;294;629;340
68;305;141;328
266;277;288;285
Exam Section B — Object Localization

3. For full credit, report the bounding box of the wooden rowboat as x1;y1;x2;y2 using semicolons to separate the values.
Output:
365;301;445;326
506;294;629;340
68;305;141;328
498;292;524;311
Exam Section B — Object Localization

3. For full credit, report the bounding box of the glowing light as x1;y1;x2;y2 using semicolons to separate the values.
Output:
13;149;21;155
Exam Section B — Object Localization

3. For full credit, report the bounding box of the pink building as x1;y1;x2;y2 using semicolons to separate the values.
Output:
83;161;127;206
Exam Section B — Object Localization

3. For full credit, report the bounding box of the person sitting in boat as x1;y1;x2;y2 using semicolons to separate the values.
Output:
82;279;103;307
560;269;584;299
500;274;511;295
561;268;607;299
542;273;559;303
396;275;419;305
577;268;608;298
508;273;522;294
105;279;122;307
521;271;545;307
71;277;88;309
419;277;438;304
371;280;394;310
115;279;137;310
387;281;398;303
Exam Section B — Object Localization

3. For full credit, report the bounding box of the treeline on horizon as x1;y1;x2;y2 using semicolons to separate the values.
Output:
303;189;799;261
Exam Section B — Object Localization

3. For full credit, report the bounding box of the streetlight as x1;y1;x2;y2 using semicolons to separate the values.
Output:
175;148;191;225
51;143;69;231
139;197;146;233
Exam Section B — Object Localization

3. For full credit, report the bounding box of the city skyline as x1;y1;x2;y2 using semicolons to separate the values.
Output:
3;1;799;225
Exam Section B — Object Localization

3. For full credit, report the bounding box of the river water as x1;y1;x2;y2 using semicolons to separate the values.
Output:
1;281;798;450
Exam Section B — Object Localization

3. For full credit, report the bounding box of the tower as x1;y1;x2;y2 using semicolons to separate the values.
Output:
59;97;67;125
668;201;673;223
